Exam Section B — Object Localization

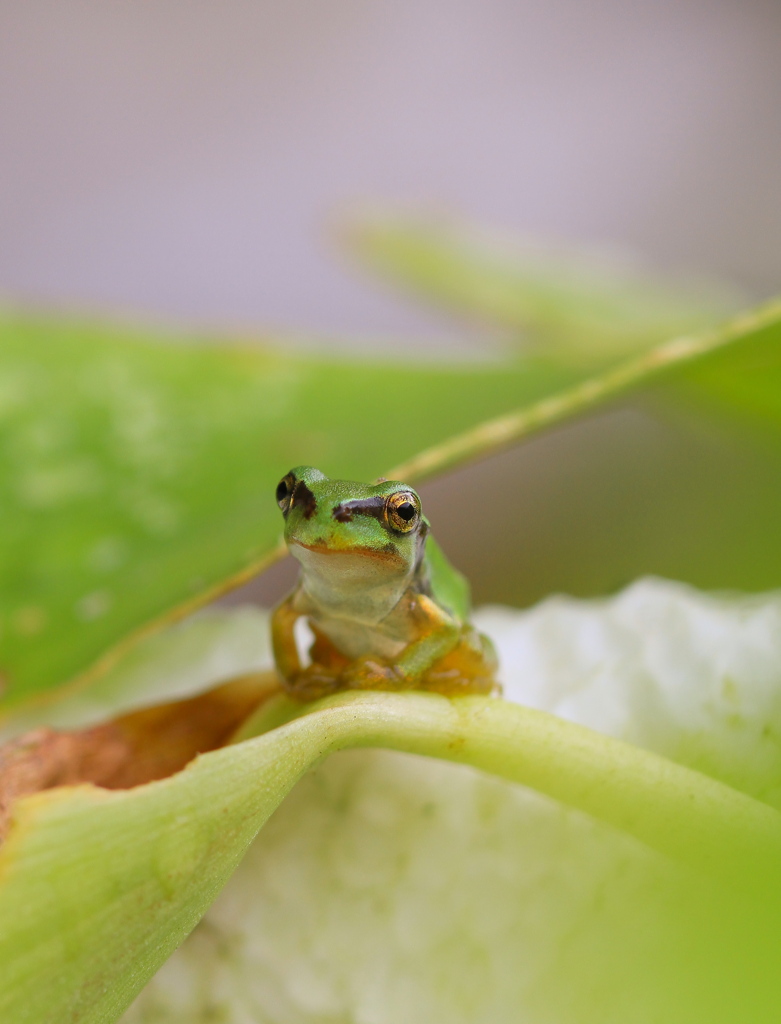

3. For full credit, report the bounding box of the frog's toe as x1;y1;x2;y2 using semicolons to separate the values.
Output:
342;657;407;692
284;663;344;702
420;666;499;696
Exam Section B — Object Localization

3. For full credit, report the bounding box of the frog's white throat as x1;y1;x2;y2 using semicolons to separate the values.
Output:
290;542;412;625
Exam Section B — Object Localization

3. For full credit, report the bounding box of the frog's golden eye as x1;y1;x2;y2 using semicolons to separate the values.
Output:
386;491;420;532
276;473;296;512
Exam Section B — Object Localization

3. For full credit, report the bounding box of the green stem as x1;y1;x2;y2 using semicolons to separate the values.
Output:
387;300;781;482
259;691;781;882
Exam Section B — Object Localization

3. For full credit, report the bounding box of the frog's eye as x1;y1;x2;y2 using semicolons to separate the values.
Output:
276;473;296;512
386;491;420;532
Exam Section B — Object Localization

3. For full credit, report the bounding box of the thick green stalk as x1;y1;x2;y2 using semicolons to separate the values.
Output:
244;691;781;882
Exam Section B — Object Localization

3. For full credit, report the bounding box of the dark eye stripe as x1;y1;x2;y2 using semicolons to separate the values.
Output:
292;481;317;519
332;496;386;523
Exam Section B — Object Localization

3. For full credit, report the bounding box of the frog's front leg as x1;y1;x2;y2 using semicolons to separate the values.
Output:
396;595;461;679
270;593;302;681
342;594;460;690
271;593;343;700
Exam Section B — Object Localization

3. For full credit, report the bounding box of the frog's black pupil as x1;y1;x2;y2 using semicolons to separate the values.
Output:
276;480;289;503
396;501;415;522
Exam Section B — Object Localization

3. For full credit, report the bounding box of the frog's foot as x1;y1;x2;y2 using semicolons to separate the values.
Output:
341;657;408;692
420;636;502;697
283;662;345;702
420;667;499;696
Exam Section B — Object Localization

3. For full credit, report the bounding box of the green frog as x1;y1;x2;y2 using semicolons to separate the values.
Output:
272;466;499;701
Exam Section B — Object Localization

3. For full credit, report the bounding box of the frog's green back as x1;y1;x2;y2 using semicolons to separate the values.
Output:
423;535;471;622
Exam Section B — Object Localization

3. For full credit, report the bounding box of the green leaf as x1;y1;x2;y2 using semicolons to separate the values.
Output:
0;312;581;708
2;690;779;1024
3;297;780;711
659;304;781;438
345;212;736;358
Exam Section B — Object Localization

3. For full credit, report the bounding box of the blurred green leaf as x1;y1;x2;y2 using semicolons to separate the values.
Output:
3;298;780;711
346;212;737;359
387;302;781;481
0;313;581;708
660;308;781;437
2;690;779;1024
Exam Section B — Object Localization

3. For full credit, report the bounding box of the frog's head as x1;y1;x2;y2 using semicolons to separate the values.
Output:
275;466;428;612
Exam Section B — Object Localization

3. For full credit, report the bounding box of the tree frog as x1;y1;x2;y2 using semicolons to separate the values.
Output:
272;466;499;701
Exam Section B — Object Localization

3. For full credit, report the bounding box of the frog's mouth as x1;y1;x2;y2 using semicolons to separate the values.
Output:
289;538;412;616
289;538;404;567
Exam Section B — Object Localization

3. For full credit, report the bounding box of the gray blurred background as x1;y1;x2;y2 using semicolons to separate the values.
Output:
2;0;781;605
